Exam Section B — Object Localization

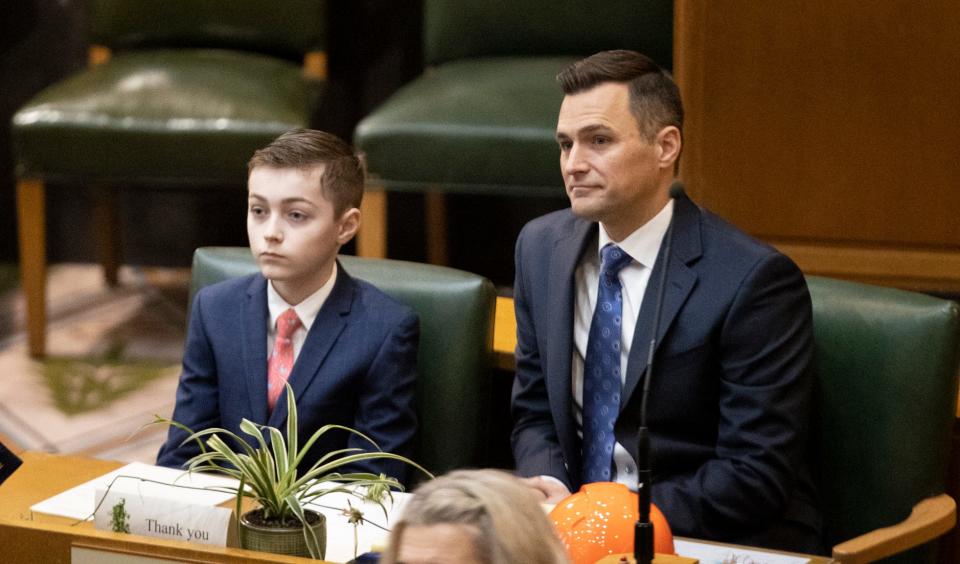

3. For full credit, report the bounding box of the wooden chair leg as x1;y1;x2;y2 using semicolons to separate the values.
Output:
425;191;449;266
16;179;47;358
357;190;387;258
93;185;121;287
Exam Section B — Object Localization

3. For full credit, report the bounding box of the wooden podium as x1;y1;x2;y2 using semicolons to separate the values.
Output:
0;452;329;563
1;452;835;563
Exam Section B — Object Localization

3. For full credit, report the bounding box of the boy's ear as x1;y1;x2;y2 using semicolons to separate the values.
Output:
337;207;361;245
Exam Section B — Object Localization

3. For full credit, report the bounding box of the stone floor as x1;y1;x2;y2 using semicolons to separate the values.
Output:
0;263;190;463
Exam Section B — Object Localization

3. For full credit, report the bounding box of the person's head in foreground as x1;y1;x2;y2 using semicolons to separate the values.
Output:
382;469;570;564
246;128;364;305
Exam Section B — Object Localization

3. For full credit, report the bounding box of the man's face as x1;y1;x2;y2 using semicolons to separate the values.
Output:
247;166;359;305
556;82;676;241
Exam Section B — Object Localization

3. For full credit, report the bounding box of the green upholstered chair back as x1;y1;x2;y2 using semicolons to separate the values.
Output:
808;276;960;554
189;247;497;478
354;0;674;260
424;0;673;68
89;0;326;59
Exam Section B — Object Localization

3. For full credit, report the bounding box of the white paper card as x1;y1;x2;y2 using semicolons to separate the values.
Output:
674;539;810;564
30;462;238;520
94;487;232;546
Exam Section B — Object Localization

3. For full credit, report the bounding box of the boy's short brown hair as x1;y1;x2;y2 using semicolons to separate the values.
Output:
248;128;364;215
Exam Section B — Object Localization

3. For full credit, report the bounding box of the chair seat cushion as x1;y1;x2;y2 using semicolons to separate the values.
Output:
354;57;576;196
13;49;320;184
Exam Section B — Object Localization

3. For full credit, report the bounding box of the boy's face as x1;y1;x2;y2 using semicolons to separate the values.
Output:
247;165;360;305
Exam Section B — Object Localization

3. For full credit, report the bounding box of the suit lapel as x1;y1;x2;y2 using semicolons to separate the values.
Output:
548;217;595;481
267;264;351;428
243;275;270;424
621;194;702;411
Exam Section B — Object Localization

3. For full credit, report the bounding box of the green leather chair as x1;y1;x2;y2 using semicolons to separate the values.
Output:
808;276;960;563
189;247;496;479
352;0;673;262
12;0;327;357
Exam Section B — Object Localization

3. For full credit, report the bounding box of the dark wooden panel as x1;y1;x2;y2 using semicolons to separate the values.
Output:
675;0;960;290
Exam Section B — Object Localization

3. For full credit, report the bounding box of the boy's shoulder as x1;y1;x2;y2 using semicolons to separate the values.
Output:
193;272;263;306
347;274;418;323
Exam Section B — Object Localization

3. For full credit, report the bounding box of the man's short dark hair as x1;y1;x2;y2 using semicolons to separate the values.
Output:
248;128;364;215
557;50;684;142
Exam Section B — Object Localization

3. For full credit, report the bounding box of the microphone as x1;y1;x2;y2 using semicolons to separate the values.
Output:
634;180;683;564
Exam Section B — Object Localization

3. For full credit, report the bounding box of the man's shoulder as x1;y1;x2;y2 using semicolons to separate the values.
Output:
518;208;582;248
697;205;785;263
690;203;805;288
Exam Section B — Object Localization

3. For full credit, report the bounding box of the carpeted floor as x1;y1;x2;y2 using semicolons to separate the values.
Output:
0;263;190;463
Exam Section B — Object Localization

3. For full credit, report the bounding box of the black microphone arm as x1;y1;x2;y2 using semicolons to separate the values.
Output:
634;180;682;564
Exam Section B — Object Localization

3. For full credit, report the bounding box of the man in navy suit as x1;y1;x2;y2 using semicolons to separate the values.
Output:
511;50;822;552
158;129;418;482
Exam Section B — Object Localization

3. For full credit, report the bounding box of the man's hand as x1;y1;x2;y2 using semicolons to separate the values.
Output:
521;476;572;504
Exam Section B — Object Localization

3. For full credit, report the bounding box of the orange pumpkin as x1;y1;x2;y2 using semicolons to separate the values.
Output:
549;482;674;564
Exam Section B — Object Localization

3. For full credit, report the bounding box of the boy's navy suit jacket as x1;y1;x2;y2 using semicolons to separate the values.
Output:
157;263;419;482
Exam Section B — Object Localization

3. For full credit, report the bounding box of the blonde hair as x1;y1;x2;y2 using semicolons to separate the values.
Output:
382;469;569;564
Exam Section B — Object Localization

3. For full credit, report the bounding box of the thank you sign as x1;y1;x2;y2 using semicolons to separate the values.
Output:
94;488;232;546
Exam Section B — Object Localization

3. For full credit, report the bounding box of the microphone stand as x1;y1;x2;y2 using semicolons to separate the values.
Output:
635;427;654;564
634;182;681;564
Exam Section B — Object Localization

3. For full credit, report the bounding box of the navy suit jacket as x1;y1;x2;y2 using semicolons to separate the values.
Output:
511;193;822;552
157;263;419;483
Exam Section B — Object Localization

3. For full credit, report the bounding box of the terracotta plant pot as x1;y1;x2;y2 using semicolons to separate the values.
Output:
239;508;326;559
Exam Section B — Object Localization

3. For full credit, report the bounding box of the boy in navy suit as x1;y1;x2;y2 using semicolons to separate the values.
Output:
158;129;419;482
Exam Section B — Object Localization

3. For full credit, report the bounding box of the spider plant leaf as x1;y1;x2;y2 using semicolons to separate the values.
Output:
285;495;323;559
185;456;240;479
283;383;298;463
301;477;396;521
291;451;431;493
206;436;274;503
239;419;270;451
292;424;381;470
308;447;365;471
292;424;365;467
306;451;431;480
268;426;290;483
151;416;210;456
237;413;293;497
238;419;279;483
185;427;260;460
235;473;246;548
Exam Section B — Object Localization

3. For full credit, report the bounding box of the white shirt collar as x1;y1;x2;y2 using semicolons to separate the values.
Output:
598;199;674;268
266;262;338;333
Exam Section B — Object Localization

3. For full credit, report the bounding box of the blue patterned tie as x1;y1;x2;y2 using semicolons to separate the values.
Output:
582;243;634;483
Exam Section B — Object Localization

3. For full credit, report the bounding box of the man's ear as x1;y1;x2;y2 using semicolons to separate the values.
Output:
337;207;361;245
656;126;682;170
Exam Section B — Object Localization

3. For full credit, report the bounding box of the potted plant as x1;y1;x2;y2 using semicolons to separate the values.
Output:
158;384;429;559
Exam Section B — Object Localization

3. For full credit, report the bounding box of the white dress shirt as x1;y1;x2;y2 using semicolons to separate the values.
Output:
266;262;338;363
572;200;674;489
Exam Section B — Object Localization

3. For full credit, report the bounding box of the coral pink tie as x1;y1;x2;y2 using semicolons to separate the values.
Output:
267;308;302;413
